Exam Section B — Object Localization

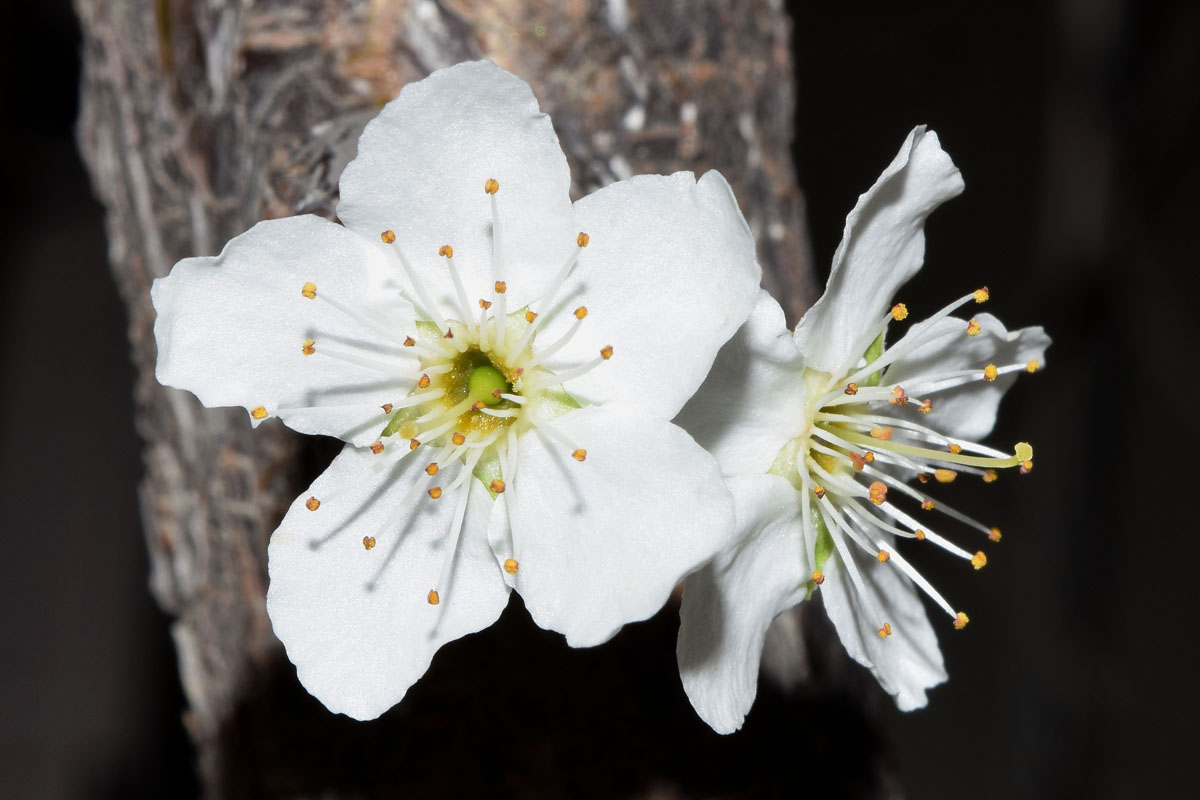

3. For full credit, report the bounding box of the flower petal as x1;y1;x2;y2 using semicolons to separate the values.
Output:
675;289;808;476
819;543;947;710
337;61;574;313
795;127;965;374
266;444;510;720
539;171;760;420
677;474;808;734
507;404;735;647
884;312;1051;441
152;215;414;446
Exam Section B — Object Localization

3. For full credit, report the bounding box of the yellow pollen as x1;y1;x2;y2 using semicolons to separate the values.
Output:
972;551;988;569
479;299;492;309
302;339;316;355
844;382;859;395
891;303;908;321
948;443;963;454
600;345;614;360
305;497;320;512
381;230;396;244
525;310;538;323
381;403;393;414
919;399;933;413
915;529;926;541
878;622;892;638
363;536;376;550
439;244;453;258
877;551;890;563
370;441;384;455
983;469;998;483
574;306;588;320
1026;359;1040;373
428;487;442;500
251;405;268;420
576;232;590;247
484;178;499;195
452;432;466;446
409;438;420;451
934;469;958;483
425;463;439;476
989;527;1003;542
967;319;981;337
572;449;587;462
427;589;440;605
404;336;416;347
490;479;506;493
494;281;507;294
418;374;431;389
973;287;990;303
503;558;519;574
812;570;825;585
984;364;999;381
868;481;887;505
869;425;894;441
1020;460;1033;474
921;500;936;511
300;281;317;300
954;611;970;629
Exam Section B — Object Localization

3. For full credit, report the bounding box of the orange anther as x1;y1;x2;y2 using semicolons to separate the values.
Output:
954;611;970;629
891;303;908;321
948;443;963;454
381;230;396;244
971;551;987;570
302;339;316;355
984;364;998;381
305;497;320;512
494;281;507;294
934;469;957;484
877;551;890;563
576;232;590;247
973;287;990;303
889;386;909;405
917;473;930;484
574;306;588;320
914;529;926;541
849;452;866;472
484;178;499;195
921;499;936;511
1020;460;1033;474
967;319;981;337
425;463;439;476
989;527;1003;542
404;336;416;347
428;487;442;499
869;425;894;441
381;403;394;414
479;298;492;309
439;244;454;258
370;441;384;455
983;469;999;483
878;622;892;638
363;536;376;550
868;481;887;505
600;345;614;360
490;479;506;494
813;485;826;499
1027;359;1040;373
504;558;519;574
251;406;268;420
811;570;825;585
452;432;466;446
300;281;317;299
427;589;440;605
844;382;859;395
418;374;431;389
524;310;538;323
919;399;933;413
572;449;587;462
409;438;420;451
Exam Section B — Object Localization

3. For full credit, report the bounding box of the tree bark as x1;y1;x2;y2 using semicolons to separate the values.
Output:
75;2;858;796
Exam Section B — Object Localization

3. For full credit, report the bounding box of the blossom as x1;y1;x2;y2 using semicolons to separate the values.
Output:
152;61;760;720
674;127;1050;733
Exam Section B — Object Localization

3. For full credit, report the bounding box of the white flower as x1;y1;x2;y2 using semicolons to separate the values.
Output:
674;126;1051;733
151;61;760;720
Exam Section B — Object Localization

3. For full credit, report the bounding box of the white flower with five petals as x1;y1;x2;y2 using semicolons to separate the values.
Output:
674;127;1050;733
152;61;760;720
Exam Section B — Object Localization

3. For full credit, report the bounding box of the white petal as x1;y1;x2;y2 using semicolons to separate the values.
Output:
337;61;574;313
884;312;1051;441
795;127;964;373
539;171;760;420
677;474;808;734
266;444;510;720
675;289;808;476
819;542;947;710
152;215;414;446
507;404;735;647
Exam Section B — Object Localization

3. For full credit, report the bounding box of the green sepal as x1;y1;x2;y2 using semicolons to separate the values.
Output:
473;449;504;498
381;404;422;438
863;332;885;386
804;509;836;599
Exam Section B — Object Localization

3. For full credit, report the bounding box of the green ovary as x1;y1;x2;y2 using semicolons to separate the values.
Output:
468;364;508;406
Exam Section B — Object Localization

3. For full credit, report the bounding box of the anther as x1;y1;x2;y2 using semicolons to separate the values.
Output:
444;328;454;339
524;310;538;323
934;469;957;483
370;441;384;455
427;589;440;605
425;463;439;476
504;558;519;574
849;453;866;471
452;432;466;446
381;230;396;244
1020;460;1033;474
914;529;926;541
251;405;268;420
305;497;320;511
301;281;317;299
948;444;963;454
381;403;394;414
472;401;485;411
967;319;981;336
989;527;1003;542
869;425;894;441
572;449;587;462
409;439;420;451
418;374;431;389
919;399;933;413
600;345;614;360
973;287;990;303
1026;359;1040;373
302;339;316;355
439;245;454;258
878;622;892;638
845;382;859;395
972;551;988;570
574;306;588;320
363;536;376;550
984;364;998;381
490;479;506;494
813;485;826;499
917;473;930;483
891;303;908;321
479;299;492;309
484;178;499;195
576;232;590;247
812;570;825;585
877;551;891;563
889;386;909;405
983;469;998;483
954;611;970;629
868;481;887;505
494;281;507;294
921;500;936;511
428;487;442;499
404;336;416;347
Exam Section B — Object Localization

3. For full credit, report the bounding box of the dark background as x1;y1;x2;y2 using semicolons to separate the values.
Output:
3;0;1197;797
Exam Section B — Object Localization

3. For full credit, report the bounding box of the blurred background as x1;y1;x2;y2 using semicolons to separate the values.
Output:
2;0;1197;797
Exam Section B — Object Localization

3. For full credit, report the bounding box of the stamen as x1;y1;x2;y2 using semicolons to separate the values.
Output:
967;319;981;336
954;611;970;629
504;558;519;574
302;339;315;355
382;230;447;331
305;497;320;511
251;406;269;420
971;551;988;569
440;245;476;334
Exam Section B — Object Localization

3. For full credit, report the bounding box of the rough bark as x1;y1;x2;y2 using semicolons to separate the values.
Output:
76;1;840;796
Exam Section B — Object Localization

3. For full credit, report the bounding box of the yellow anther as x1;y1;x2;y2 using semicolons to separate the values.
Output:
572;449;587;462
490;479;506;494
878;622;892;638
921;500;936;511
524;310;538;323
301;281;317;299
989;527;1003;542
1020;460;1033;474
844;382;859;395
576;232;590;247
472;401;485;411
891;303;908;321
452;432;466;446
973;287;990;303
864;452;875;464
600;345;614;360
404;336;416;347
1026;359;1040;373
381;230;396;244
418;374;431;389
428;487;442;499
427;589;440;605
954;611;970;629
479;299;492;309
439;244;454;258
574;306;588;320
984;364;998;381
877;550;890;563
889;386;909;405
363;536;376;550
914;529;926;541
813;485;826;499
869;425;894;441
494;281;507;294
934;469;957;483
919;398;933;413
811;570;825;585
868;481;887;505
948;443;962;454
425;463;439;476
484;178;499;195
251;405;268;420
305;497;320;512
966;319;981;337
370;440;384;455
381;403;394;414
409;438;420;451
983;469;999;483
971;551;988;570
503;558;519;574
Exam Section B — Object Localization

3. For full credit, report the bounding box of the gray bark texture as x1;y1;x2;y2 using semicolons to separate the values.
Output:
74;1;854;796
